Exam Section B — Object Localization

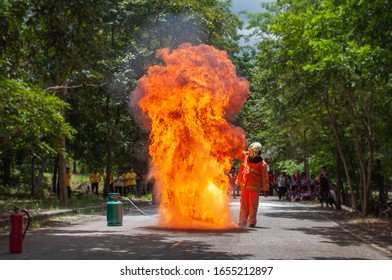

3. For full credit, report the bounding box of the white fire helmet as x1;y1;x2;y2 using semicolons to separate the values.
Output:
248;142;262;158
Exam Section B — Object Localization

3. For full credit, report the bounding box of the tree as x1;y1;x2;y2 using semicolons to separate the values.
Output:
246;0;392;215
1;0;109;203
0;77;73;196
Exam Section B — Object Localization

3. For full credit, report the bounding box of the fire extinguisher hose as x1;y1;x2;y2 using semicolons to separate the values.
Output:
119;196;152;217
20;209;30;239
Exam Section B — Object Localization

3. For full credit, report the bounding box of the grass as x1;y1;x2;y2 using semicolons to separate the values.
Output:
31;220;42;229
354;218;365;224
125;193;152;201
70;173;91;187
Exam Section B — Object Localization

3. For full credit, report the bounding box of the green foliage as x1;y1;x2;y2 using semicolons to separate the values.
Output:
0;77;74;155
276;160;303;176
244;0;392;214
126;192;152;201
0;0;244;200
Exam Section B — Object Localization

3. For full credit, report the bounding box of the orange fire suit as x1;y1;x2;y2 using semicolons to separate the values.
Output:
236;153;268;226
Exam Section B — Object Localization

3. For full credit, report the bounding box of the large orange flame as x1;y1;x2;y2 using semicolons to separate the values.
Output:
132;43;248;229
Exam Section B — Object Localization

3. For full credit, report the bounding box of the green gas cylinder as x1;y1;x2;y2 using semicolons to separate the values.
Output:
107;193;123;226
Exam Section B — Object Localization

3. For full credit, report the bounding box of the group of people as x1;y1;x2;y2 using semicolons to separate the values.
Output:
65;167;153;198
106;168;154;197
112;168;137;196
276;171;316;200
275;167;336;208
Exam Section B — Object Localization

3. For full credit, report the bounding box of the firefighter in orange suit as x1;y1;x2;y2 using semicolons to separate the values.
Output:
236;142;268;228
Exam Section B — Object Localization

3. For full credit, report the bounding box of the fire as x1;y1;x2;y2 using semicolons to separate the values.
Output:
132;43;248;229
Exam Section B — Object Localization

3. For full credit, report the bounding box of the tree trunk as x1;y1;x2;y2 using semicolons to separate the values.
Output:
2;151;12;185
335;143;342;210
73;160;77;174
52;157;58;194
104;135;113;197
104;94;113;198
365;97;374;215
31;154;36;197
58;135;67;205
104;153;112;198
346;91;373;216
35;157;50;195
55;56;68;205
375;159;386;204
303;129;309;179
323;91;357;212
31;156;50;198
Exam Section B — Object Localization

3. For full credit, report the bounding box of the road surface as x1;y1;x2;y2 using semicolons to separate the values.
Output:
0;197;391;260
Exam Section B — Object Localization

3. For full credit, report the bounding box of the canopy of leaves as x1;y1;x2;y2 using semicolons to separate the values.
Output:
244;0;392;188
0;77;74;156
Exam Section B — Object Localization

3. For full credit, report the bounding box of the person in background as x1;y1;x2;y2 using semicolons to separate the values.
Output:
141;174;149;195
267;170;276;196
309;174;316;193
285;175;292;199
277;171;287;200
90;169;101;196
236;142;268;228
66;167;72;199
318;166;330;208
228;168;237;199
329;183;337;209
293;170;301;182
113;173;123;196
122;170;129;196
129;168;138;196
300;173;308;192
136;174;144;196
291;173;299;192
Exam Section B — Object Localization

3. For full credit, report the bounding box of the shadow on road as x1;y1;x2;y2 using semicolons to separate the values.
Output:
286;226;361;247
0;227;253;260
263;204;329;223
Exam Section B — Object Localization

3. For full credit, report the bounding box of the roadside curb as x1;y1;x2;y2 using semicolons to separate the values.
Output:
319;212;392;258
307;203;392;258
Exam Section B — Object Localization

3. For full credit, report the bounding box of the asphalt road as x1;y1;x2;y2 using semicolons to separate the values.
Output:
0;197;391;260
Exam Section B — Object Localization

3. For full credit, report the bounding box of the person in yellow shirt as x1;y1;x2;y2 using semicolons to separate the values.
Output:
90;169;101;196
129;168;138;196
66;167;72;199
113;173;123;196
122;170;129;196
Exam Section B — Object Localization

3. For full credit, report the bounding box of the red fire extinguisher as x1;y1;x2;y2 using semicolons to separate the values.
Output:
9;207;30;254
